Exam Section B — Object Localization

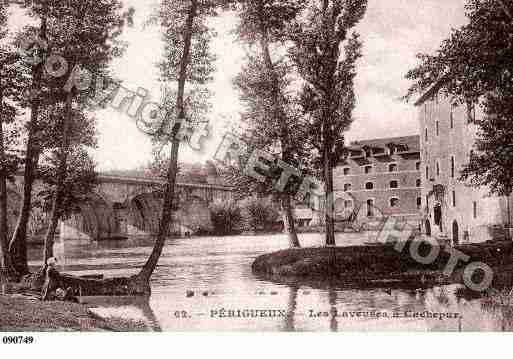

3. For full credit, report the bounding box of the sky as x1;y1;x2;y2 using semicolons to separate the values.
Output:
8;0;468;171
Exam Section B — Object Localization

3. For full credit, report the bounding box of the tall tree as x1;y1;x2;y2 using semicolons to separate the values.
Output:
29;0;130;268
138;0;219;280
8;1;49;274
0;4;25;276
289;0;366;246
405;1;513;225
233;0;307;248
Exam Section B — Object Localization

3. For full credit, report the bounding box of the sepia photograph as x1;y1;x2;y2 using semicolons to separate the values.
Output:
1;0;513;340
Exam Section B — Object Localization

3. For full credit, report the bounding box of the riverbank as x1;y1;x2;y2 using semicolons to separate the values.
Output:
0;294;148;331
252;240;513;288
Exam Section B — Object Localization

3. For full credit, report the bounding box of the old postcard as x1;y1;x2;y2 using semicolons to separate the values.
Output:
1;0;513;338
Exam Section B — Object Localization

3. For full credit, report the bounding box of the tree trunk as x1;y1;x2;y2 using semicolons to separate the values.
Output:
42;92;73;265
138;0;198;282
324;143;336;246
507;193;511;228
506;192;511;240
281;194;300;248
0;90;12;274
9;16;47;274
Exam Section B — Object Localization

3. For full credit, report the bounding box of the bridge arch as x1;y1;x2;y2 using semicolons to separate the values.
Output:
128;192;163;235
61;192;118;240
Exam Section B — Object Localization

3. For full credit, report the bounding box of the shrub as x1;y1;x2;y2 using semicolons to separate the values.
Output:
209;200;243;235
241;197;280;232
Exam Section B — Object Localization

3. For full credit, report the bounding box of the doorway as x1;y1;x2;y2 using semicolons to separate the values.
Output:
452;220;459;246
434;204;442;232
425;219;431;236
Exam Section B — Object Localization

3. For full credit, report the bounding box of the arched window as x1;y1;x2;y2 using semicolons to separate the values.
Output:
426;166;429;180
436;161;440;177
390;198;399;207
388;163;397;172
451;156;455;178
343;167;350;175
416;161;421;171
344;183;351;192
365;182;374;190
364;165;372;174
416;197;422;209
416;179;421;187
389;180;398;189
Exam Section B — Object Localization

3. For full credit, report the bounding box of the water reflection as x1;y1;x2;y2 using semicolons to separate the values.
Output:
283;285;298;332
85;296;161;332
25;233;513;331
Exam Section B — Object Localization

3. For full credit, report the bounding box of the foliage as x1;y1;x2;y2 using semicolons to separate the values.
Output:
37;148;98;219
240;196;280;232
460;93;513;197
209;200;243;235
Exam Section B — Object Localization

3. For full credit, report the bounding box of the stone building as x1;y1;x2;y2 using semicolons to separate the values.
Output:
415;80;513;245
333;135;422;228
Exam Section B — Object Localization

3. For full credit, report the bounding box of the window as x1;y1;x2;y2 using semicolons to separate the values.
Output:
436;161;440;177
416;161;421;171
436;121;439;136
388;163;397;172
450;109;454;129
416;197;422;209
366;199;374;217
451;156;455;178
426;166;429;180
344;183;351;192
364;165;372;174
389;180;399;189
344;200;353;209
343;167;350;175
365;182;374;190
452;190;456;207
425;128;428;142
473;201;477;219
416;179;421;187
426;195;429;208
390;198;399;207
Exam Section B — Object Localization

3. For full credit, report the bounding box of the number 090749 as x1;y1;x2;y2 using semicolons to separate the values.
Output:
2;336;35;344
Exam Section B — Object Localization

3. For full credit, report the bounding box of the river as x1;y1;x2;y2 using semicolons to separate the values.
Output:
27;233;513;331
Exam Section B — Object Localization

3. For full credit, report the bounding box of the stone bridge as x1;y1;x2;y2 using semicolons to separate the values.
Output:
7;173;235;241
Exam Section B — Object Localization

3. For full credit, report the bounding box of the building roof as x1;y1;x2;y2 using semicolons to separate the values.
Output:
414;75;450;106
350;135;420;153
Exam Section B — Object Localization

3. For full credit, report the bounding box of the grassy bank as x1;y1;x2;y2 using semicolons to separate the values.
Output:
252;240;513;288
0;294;147;332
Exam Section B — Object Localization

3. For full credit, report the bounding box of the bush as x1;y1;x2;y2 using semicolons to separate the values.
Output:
209;200;243;235
241;197;280;232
